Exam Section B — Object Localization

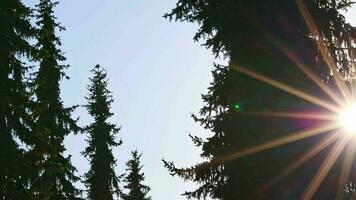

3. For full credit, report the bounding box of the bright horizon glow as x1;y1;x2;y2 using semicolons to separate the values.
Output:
339;103;356;134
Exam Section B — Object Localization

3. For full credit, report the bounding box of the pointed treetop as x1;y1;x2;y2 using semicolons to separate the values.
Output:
122;150;151;200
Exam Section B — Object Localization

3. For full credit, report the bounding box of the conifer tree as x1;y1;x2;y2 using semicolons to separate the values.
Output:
122;151;151;200
83;64;122;200
164;0;356;199
29;0;81;199
0;1;35;199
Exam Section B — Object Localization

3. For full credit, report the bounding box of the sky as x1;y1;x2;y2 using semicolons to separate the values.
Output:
23;1;356;199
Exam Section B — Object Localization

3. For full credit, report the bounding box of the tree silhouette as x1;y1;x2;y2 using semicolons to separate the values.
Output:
122;151;151;200
29;0;81;199
83;64;122;200
0;1;35;199
164;0;356;199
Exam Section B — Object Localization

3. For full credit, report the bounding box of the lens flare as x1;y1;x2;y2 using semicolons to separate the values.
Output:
339;103;356;134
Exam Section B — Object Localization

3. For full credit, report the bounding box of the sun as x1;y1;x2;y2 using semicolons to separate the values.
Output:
339;103;356;135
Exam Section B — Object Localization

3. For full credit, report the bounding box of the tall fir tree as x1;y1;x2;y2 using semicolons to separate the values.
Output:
29;0;81;199
83;64;122;200
0;1;35;199
164;0;356;199
122;151;151;200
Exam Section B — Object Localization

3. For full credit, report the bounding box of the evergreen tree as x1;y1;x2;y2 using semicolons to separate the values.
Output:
83;64;122;200
0;1;35;199
164;0;356;199
122;151;151;200
29;0;81;199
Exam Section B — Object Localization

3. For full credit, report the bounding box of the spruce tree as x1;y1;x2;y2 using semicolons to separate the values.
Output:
164;0;356;199
83;64;122;200
29;0;81;199
0;1;35;199
122;151;151;200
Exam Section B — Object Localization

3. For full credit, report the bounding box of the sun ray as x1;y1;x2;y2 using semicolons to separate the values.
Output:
351;80;356;101
271;41;345;107
351;80;355;99
230;63;341;112
269;131;340;185
295;0;352;103
217;123;338;163
336;139;356;200
253;131;341;197
234;8;346;107
238;110;337;121
301;135;350;200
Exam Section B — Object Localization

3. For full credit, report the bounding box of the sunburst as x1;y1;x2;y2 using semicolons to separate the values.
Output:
209;0;356;199
227;63;355;199
339;104;356;134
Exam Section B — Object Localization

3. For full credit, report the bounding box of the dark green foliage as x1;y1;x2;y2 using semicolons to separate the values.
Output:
164;0;356;72
83;65;122;200
0;1;35;199
164;0;356;199
122;151;151;200
29;0;81;199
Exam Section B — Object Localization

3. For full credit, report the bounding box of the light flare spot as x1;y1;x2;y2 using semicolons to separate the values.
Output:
339;103;356;134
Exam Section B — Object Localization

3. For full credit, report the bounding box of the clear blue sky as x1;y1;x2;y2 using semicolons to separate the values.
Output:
23;1;356;199
24;0;220;199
